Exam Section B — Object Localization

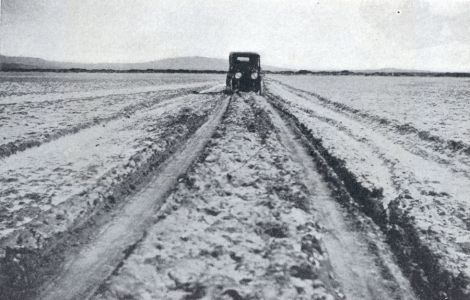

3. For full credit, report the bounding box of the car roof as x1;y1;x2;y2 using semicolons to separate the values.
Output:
229;52;260;57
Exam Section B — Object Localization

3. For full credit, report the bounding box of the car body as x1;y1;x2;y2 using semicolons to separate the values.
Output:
226;52;263;94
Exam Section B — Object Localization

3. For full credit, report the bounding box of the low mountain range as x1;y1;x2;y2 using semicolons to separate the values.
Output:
0;55;288;72
1;55;461;75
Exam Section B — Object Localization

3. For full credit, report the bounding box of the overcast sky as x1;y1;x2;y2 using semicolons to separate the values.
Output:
1;0;470;71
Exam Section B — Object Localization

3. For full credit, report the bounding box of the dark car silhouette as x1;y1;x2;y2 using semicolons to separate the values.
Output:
226;52;263;94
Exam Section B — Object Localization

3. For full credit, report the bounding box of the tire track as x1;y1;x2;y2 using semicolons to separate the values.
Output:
36;95;230;300
0;87;208;159
268;79;470;167
264;85;470;299
266;82;470;181
255;94;416;300
0;81;219;105
0;92;221;299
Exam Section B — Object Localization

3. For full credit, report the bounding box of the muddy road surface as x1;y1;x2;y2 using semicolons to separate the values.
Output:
1;78;464;299
38;96;230;300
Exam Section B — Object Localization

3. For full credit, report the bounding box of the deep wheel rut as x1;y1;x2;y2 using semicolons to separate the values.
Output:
256;95;417;300
38;96;230;300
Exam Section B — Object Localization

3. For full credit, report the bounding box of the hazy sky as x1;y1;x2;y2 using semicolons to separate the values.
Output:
1;0;470;71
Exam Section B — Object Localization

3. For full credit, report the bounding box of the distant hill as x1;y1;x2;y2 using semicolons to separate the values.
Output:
277;68;470;78
5;55;466;76
355;68;430;73
0;55;289;72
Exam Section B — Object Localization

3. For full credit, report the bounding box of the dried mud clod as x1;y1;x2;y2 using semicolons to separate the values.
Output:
243;95;274;144
257;221;289;238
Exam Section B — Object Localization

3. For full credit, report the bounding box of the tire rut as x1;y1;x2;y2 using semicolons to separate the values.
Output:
92;93;342;300
263;88;470;299
35;95;230;300
268;79;470;169
256;95;416;300
0;88;201;159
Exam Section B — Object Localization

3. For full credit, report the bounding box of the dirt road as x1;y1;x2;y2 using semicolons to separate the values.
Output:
34;92;415;299
2;80;465;299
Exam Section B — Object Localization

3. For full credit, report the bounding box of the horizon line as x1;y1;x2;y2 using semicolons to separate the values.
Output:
2;53;469;73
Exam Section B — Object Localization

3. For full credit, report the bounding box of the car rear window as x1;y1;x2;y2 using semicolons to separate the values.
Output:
236;57;250;62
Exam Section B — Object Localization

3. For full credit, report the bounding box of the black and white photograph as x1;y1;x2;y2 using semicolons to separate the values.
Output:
0;0;469;299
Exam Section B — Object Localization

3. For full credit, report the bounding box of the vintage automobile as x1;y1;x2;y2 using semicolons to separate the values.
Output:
226;52;263;94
